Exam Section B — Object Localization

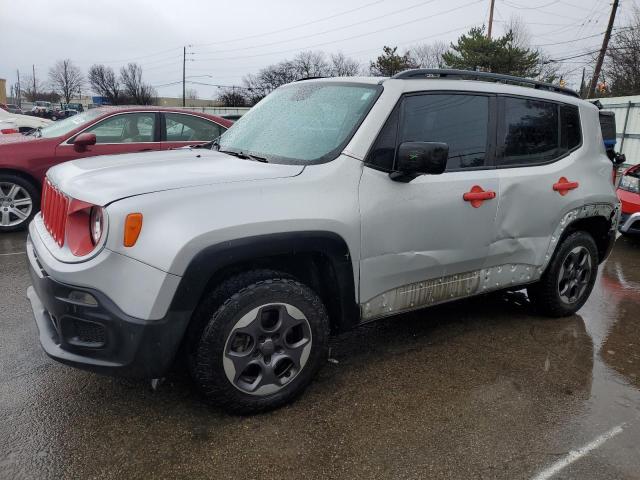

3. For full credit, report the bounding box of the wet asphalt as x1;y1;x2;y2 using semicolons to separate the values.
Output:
1;231;639;480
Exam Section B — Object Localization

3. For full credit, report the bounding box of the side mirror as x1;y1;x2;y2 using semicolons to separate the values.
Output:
614;152;626;166
390;141;449;183
73;132;96;152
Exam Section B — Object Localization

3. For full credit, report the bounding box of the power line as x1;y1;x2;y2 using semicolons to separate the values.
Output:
193;0;439;55
192;0;387;47
192;0;483;62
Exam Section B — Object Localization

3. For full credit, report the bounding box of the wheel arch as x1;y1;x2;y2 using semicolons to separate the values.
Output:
559;214;616;264
169;231;360;334
0;167;42;192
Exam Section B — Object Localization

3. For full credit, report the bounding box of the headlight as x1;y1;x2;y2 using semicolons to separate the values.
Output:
620;175;640;193
90;207;104;245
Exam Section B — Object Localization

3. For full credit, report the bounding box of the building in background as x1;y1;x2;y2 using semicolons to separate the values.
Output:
599;96;640;166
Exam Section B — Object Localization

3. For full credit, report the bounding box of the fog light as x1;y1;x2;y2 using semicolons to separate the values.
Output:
68;290;98;306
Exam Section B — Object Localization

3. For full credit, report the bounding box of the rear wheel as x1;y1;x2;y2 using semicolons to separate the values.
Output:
527;231;598;317
0;174;39;232
190;272;329;414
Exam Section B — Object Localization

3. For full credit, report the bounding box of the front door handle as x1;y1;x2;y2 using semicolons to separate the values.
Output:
139;148;153;152
463;185;496;208
553;177;579;196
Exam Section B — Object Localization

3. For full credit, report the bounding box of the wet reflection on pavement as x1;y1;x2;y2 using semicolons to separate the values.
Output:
1;231;639;479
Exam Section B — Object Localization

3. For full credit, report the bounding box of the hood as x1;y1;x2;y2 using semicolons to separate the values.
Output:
47;148;305;205
0;110;51;128
0;132;39;145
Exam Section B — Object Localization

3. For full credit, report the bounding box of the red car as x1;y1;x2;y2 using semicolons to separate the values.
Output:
0;107;232;231
617;164;640;236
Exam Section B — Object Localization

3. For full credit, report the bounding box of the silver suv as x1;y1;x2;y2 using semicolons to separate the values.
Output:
26;70;619;413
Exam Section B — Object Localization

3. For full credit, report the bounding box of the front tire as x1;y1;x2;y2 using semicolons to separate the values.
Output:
0;174;39;232
528;231;598;317
190;273;329;414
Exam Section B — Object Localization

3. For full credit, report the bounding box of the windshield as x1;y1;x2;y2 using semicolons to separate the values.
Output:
218;82;381;164
35;109;105;138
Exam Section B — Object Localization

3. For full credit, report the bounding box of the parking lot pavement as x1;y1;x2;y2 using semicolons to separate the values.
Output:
1;231;639;480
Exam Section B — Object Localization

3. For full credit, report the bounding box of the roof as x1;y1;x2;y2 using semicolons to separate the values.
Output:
88;106;233;127
297;70;585;105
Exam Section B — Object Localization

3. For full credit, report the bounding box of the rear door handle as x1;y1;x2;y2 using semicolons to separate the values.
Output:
553;177;579;195
463;185;496;208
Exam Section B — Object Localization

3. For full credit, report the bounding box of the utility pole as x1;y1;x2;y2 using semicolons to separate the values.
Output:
579;67;586;98
487;0;496;39
182;46;186;107
587;0;619;98
16;69;21;107
32;64;36;99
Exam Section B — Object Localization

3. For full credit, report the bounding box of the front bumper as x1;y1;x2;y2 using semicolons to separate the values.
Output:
619;211;640;235
27;241;189;378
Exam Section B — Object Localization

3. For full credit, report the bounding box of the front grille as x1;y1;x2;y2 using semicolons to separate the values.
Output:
69;319;107;348
41;179;69;247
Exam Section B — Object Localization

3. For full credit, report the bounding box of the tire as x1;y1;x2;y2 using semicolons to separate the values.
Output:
527;231;598;317
190;271;329;414
0;174;40;233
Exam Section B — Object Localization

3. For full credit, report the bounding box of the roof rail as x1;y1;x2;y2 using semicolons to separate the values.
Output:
295;76;326;82
391;69;580;98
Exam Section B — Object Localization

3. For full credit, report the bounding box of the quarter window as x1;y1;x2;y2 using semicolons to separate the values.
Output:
84;113;155;144
561;105;581;151
164;113;225;142
399;94;490;170
498;98;580;167
366;106;399;171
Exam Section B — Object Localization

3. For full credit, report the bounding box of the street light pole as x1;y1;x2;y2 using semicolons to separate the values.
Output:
182;46;186;107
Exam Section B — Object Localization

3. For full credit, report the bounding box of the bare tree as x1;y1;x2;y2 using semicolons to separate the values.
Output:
242;50;361;104
186;88;199;100
329;53;361;76
216;87;247;107
120;63;156;105
501;17;565;83
604;10;640;96
48;59;84;104
294;51;329;78
22;74;45;102
503;15;531;49
410;41;449;69
88;64;121;104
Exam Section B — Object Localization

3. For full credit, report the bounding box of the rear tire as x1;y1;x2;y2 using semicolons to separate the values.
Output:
189;271;329;414
527;231;598;317
0;174;39;233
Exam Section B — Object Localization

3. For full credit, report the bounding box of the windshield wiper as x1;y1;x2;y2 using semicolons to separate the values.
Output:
219;149;268;163
26;127;42;137
190;140;215;149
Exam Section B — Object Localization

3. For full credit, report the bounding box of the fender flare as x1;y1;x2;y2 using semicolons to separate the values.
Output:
167;231;360;332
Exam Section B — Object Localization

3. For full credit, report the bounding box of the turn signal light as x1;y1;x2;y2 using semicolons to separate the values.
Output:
123;213;143;247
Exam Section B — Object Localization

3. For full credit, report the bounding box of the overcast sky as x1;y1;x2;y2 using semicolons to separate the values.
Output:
0;0;636;100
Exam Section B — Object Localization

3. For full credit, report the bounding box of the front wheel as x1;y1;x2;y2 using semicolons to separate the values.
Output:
191;274;329;414
528;231;598;317
0;174;39;232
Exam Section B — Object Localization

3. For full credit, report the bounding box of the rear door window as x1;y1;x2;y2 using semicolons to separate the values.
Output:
498;97;559;166
164;113;225;142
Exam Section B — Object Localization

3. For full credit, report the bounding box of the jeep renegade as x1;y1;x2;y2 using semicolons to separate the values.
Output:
26;70;619;413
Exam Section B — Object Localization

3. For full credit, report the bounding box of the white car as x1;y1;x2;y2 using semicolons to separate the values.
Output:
0;107;51;134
